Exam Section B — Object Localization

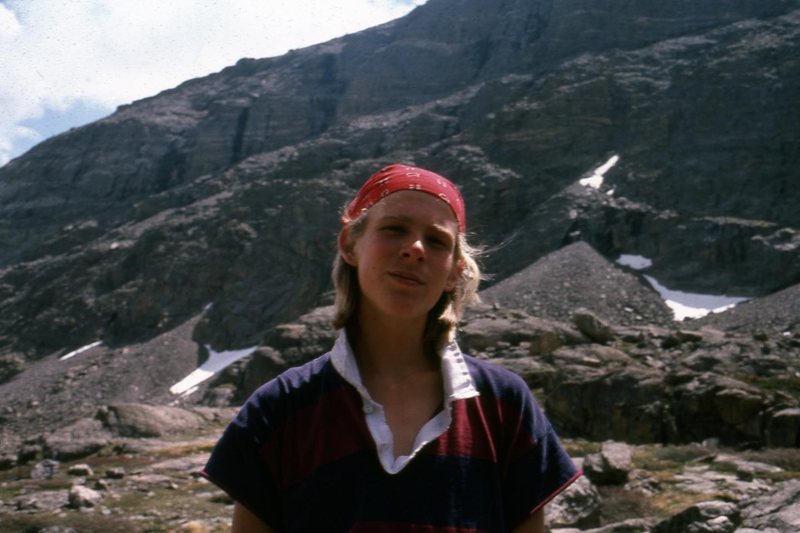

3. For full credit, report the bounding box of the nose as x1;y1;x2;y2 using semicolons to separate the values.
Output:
401;236;425;261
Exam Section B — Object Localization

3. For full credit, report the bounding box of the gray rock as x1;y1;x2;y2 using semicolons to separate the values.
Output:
546;363;676;443
30;459;59;480
68;484;102;508
202;385;237;407
12;490;68;513
105;467;126;479
740;479;800;532
491;356;557;391
0;452;15;470
43;417;110;461
240;346;290;399
652;500;741;533
576;518;657;532
546;475;601;528
96;403;210;438
460;305;589;359
17;442;42;464
67;463;94;477
583;441;633;485
573;308;616;344
765;408;800;447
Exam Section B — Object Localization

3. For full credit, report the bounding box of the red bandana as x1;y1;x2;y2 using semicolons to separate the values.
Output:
343;164;466;232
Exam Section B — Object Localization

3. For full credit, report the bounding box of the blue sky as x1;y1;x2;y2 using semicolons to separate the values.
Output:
0;0;426;167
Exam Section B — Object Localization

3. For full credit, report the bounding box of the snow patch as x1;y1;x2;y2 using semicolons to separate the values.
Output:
580;155;619;189
170;345;258;396
643;275;749;321
579;174;604;189
617;254;653;270
59;341;102;361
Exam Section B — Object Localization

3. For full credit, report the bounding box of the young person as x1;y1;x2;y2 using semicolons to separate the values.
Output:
202;164;581;532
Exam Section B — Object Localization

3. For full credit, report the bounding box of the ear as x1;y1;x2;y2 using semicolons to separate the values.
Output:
444;259;464;292
338;227;358;266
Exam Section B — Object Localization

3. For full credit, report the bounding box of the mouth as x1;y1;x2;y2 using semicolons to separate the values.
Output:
388;271;425;285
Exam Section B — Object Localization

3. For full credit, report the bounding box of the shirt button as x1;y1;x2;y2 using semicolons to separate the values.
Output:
363;403;374;414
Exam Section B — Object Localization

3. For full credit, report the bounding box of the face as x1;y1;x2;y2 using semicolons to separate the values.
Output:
340;190;461;325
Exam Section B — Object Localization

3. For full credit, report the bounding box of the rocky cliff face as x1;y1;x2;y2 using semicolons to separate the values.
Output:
0;0;798;364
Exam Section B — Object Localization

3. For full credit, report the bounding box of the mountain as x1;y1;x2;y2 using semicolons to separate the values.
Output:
2;3;800;526
1;0;798;365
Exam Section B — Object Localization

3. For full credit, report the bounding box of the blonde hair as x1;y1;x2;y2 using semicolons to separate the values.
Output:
332;208;483;355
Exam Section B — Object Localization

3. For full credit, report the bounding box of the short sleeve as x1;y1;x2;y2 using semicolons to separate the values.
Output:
503;380;581;527
201;386;284;529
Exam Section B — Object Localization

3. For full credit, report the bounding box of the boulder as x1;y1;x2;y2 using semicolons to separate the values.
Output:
739;479;800;532
240;346;289;399
765;408;800;447
96;403;210;438
652;500;741;533
105;467;126;479
546;363;675;443
0;452;15;470
29;459;59;480
67;464;94;477
546;474;601;529
670;373;772;444
573;308;616;344
553;518;656;532
12;490;68;513
43;417;110;461
68;485;102;509
458;308;584;357
583;441;633;485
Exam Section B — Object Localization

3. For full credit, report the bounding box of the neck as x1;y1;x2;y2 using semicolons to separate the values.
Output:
351;313;435;378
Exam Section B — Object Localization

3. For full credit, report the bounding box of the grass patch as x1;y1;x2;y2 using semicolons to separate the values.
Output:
633;443;712;472
563;438;601;458
151;441;215;458
740;447;800;471
736;374;800;400
0;512;141;533
109;480;233;524
596;485;657;524
649;491;722;517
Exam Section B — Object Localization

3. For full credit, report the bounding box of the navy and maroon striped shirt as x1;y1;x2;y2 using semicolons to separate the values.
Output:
202;333;580;531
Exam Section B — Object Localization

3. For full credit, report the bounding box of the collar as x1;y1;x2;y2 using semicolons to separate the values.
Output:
330;329;479;474
330;329;479;405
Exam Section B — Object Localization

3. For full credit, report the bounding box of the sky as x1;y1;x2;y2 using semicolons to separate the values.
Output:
0;0;427;167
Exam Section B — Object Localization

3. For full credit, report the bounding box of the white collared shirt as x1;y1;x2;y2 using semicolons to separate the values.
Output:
330;330;480;474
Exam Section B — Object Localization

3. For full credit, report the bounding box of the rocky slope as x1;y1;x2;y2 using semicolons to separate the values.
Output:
2;252;799;530
0;0;798;363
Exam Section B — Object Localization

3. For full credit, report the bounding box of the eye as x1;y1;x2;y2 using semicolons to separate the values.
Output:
427;234;452;250
381;224;406;234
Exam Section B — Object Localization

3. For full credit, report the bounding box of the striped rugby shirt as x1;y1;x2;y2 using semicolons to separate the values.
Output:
202;331;581;531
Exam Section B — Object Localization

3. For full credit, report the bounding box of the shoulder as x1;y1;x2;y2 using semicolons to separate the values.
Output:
244;352;342;412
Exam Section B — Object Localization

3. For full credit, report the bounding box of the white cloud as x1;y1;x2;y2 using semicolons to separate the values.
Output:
0;0;425;165
0;3;21;38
